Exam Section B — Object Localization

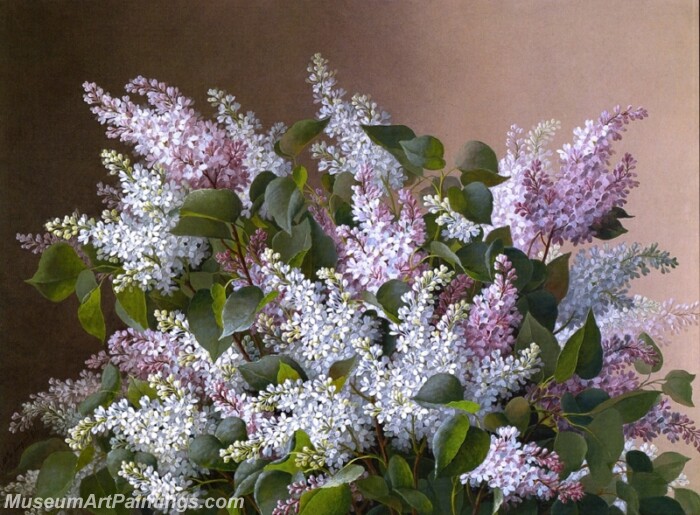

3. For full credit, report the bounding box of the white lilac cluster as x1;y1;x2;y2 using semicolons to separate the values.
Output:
222;376;373;470
46;152;209;293
360;267;471;448
258;249;379;374
463;344;541;416
558;242;679;327
307;53;404;189
67;374;214;479
423;193;482;243
119;462;198;509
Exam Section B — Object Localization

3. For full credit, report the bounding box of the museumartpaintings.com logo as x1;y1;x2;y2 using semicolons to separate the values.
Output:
3;493;245;512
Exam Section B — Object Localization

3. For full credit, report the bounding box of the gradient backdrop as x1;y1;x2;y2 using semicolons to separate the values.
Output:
1;0;698;484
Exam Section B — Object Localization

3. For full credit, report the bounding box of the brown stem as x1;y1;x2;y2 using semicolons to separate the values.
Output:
227;229;254;286
233;334;251;362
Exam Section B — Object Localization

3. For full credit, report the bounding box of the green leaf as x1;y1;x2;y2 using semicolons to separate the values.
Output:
172;189;242;239
376;279;410;321
577;494;610;515
492;488;504;515
254;470;292;515
502;247;533;290
399;135;446;170
515;313;560;378
356;476;390;500
590;390;660;423
78;285;106;342
36;451;78;498
329;355;358;391
517;290;558;331
264;177;306;234
584;409;624;488
179;188;242;223
299;484;352;515
292;165;308;189
106;448;134;479
457;241;491;282
617;480;640;515
265;430;314;475
555;310;602;382
662;370;695;407
504;396;531;432
634;333;663;375
75;269;98;302
300;215;338;275
652;452;690;482
277;361;301;383
189;435;232;470
551;499;578;515
413;373;464;407
221;286;265;337
27;242;87;301
639;497;685;515
674;488;700;515
387;455;413;489
322;464;365;488
211;283;226;329
272;218;312;265
115;286;148;330
234;459;267;497
444;400;480;413
460;169;508;187
483;412;509;432
394;488;433;514
543;253;571;302
461;182;493;224
361;124;422;177
554;431;587;477
626;450;654;472
250;171;277;203
239;355;307;391
433;413;470;473
591;207;633;241
278;118;330;157
455;140;499;175
330;172;356;203
126;377;158;407
215;417;248;446
188;289;230;360
429;241;462;269
79;364;121;415
12;438;69;475
629;472;669;499
438;426;490;477
484;226;513;246
80;467;128;515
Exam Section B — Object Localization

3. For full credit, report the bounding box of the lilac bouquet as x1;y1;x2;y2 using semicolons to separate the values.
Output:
3;55;700;515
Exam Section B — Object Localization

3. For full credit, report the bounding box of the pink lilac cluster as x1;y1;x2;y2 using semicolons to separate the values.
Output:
628;399;700;451
108;328;208;392
9;369;102;435
492;106;647;253
334;166;426;292
463;255;521;359
83;77;249;192
461;426;584;505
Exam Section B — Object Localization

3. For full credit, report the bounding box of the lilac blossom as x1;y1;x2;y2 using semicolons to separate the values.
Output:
83;77;250;193
460;426;584;505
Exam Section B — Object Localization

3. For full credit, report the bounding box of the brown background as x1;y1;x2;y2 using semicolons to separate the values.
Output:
1;0;698;484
